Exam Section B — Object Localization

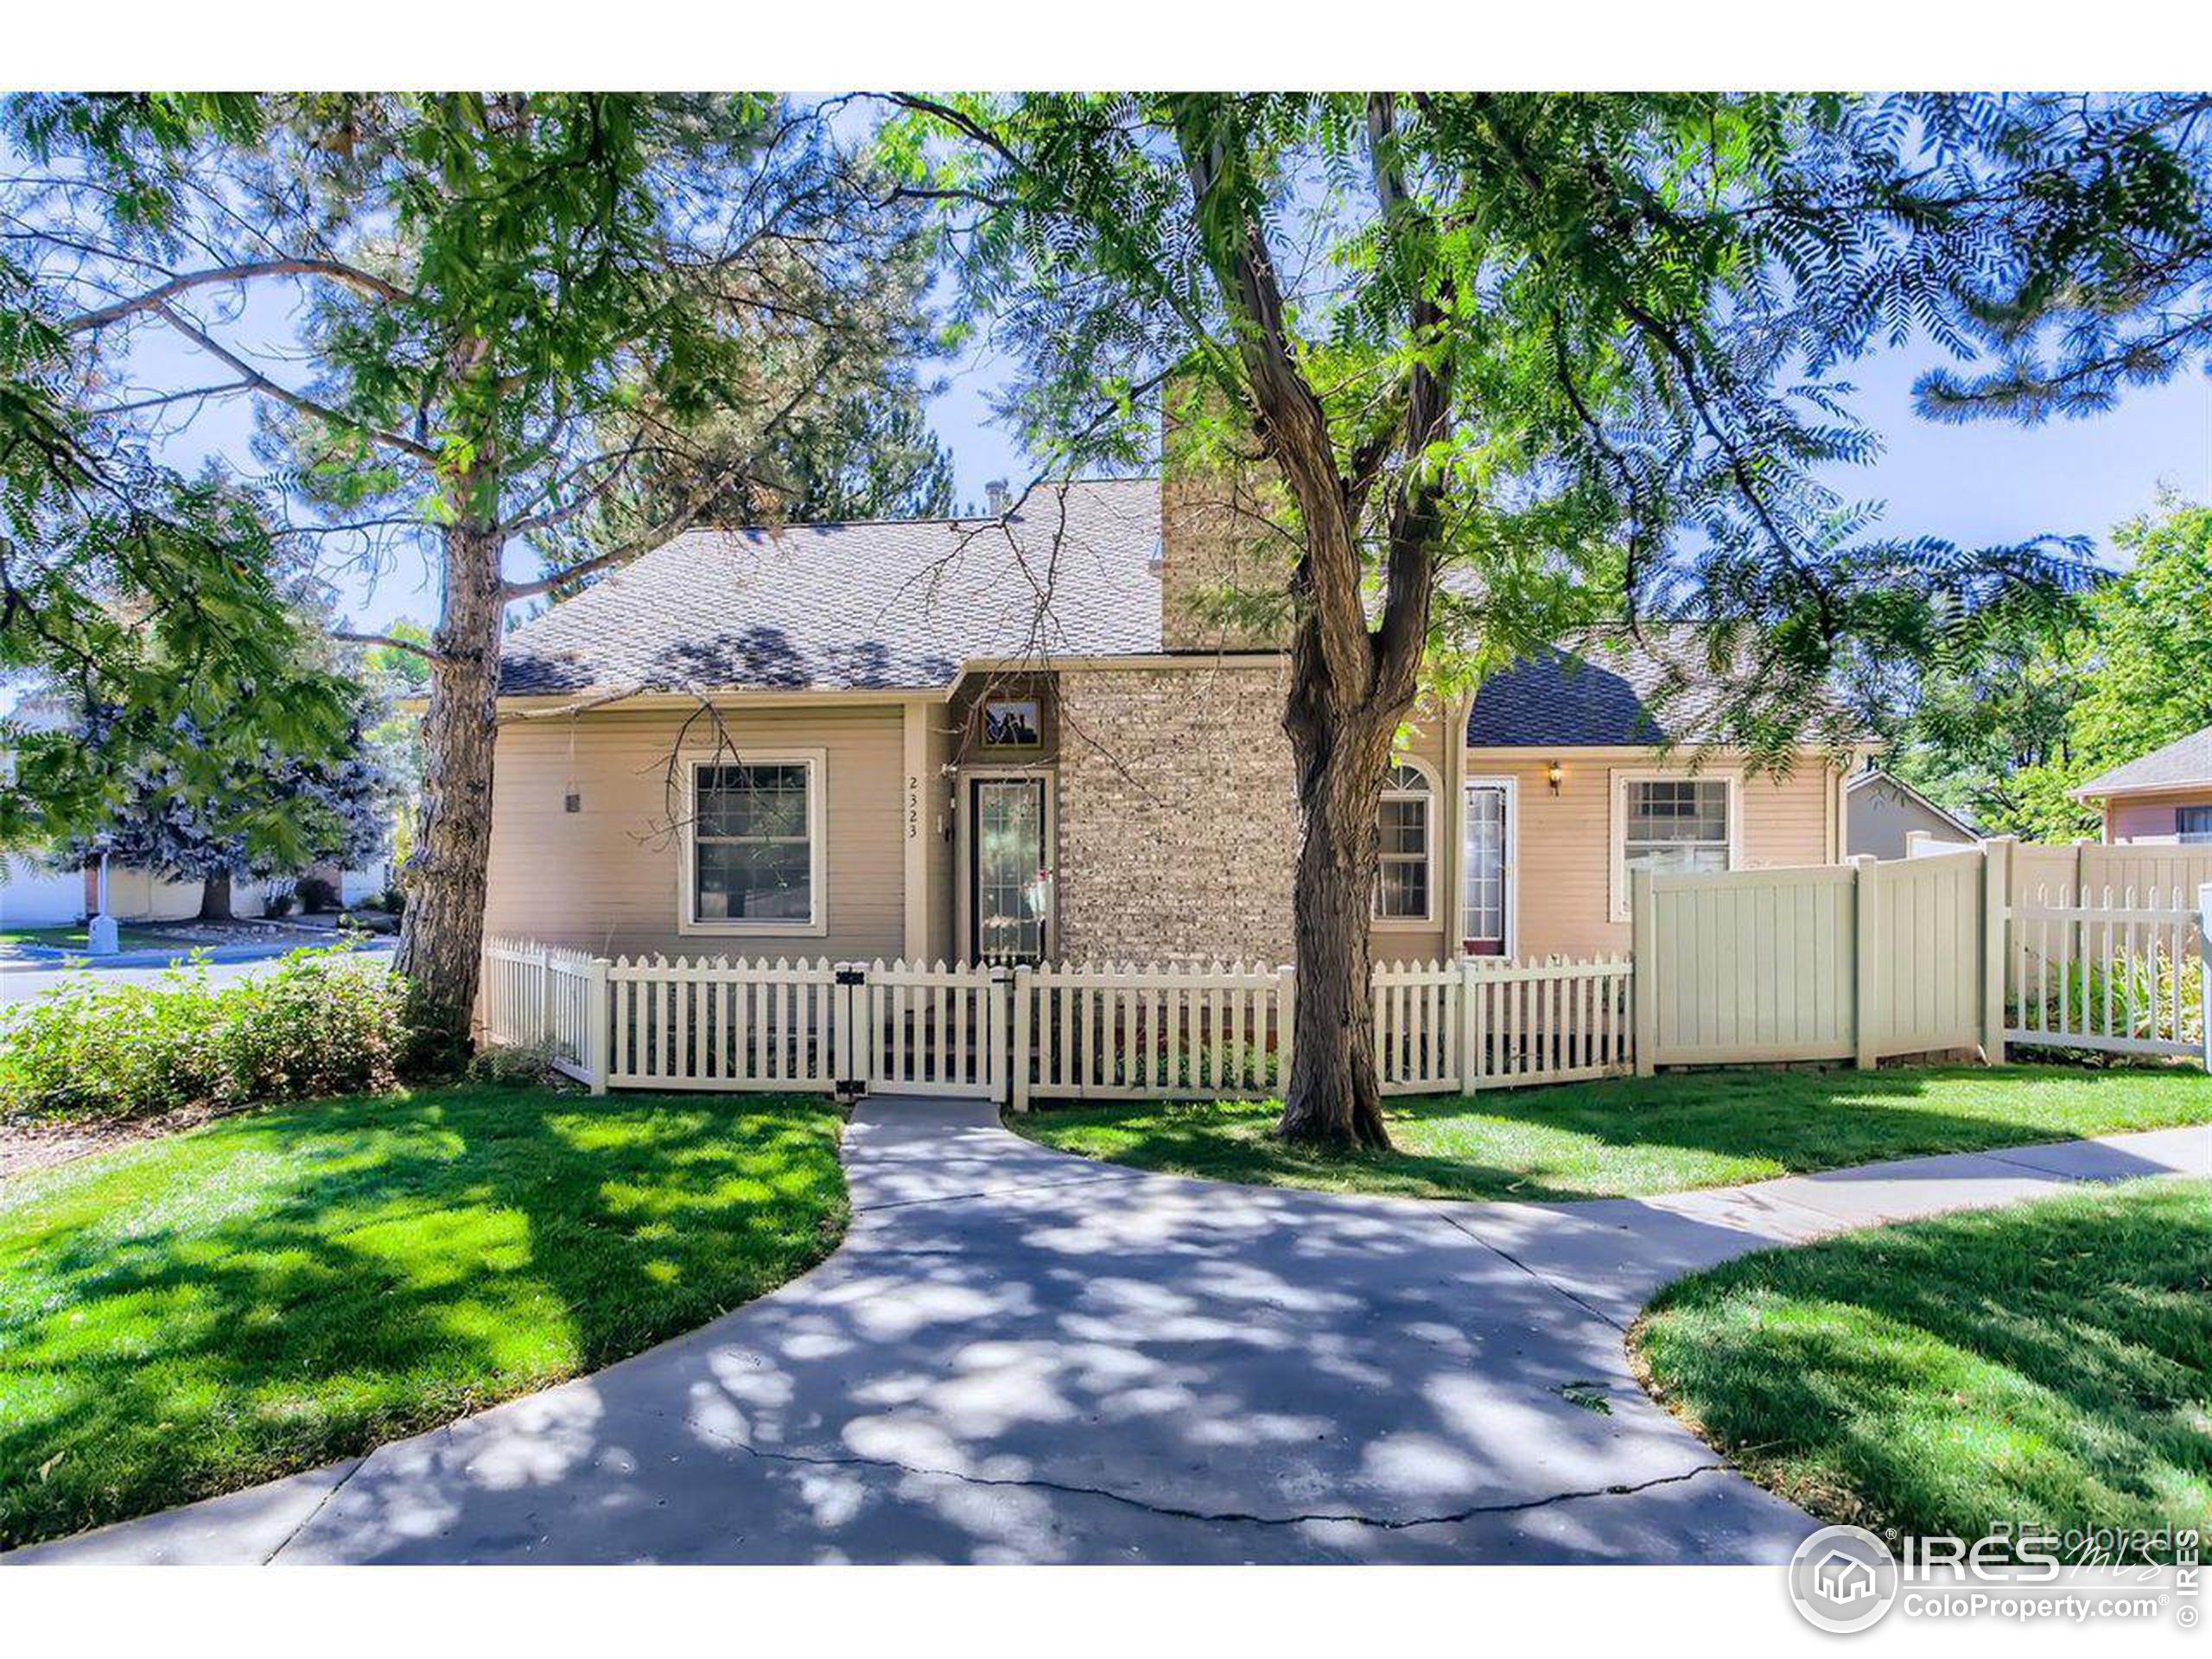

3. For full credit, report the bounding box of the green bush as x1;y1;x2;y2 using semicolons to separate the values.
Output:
0;946;407;1123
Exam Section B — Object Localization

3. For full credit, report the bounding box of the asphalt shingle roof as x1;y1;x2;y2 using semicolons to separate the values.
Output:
1464;636;1749;747
499;477;1162;696
2075;722;2212;797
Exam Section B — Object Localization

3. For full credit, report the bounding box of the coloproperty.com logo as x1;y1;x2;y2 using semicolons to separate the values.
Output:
1786;1522;2202;1634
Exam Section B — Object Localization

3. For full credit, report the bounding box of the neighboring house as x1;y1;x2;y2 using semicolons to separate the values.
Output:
2074;722;2212;845
485;452;1859;969
1843;766;1980;860
0;697;391;929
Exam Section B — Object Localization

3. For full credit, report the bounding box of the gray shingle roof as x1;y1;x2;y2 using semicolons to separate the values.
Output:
2075;722;2212;798
1465;635;1758;747
499;477;1162;696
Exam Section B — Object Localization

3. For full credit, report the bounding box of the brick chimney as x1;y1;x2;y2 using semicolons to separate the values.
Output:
1158;378;1292;652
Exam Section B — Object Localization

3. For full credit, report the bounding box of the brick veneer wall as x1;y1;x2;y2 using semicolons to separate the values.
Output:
1054;663;1299;963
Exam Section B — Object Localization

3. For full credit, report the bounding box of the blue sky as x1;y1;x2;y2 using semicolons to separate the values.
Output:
115;289;2212;633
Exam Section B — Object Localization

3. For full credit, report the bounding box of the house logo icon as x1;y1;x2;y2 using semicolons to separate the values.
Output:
1789;1524;1900;1632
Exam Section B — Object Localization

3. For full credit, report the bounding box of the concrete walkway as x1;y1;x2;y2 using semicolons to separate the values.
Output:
8;1103;2203;1566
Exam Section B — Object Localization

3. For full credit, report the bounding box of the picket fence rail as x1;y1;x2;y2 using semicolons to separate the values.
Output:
480;941;1637;1104
2007;885;2207;1059
483;860;2212;1105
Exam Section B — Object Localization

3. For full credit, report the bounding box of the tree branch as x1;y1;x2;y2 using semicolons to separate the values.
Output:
499;351;844;602
59;257;417;334
333;629;442;663
149;302;440;463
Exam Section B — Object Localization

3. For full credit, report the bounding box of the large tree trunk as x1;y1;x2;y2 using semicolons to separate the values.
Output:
1277;692;1399;1150
392;516;505;1065
198;868;233;922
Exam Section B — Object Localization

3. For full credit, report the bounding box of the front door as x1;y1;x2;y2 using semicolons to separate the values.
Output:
1462;781;1513;956
970;777;1048;963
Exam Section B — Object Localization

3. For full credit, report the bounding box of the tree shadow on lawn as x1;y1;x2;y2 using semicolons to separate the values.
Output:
1635;1179;2212;1558
1023;1065;2212;1204
0;1088;846;1551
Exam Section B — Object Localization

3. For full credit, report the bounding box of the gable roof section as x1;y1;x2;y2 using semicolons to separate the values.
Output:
1465;635;1770;748
2074;721;2212;798
1845;767;1981;837
499;477;1162;697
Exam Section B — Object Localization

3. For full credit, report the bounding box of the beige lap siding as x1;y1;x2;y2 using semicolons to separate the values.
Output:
482;702;909;963
1478;749;1840;962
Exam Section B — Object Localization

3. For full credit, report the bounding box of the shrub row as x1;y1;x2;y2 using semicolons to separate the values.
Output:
0;946;408;1123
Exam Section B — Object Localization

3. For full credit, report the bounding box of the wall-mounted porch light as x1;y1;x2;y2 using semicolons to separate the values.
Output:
1546;759;1565;795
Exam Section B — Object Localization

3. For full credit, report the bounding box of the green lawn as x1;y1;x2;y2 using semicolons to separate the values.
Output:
0;1085;847;1551
1634;1179;2211;1557
1011;1065;2212;1203
0;923;179;956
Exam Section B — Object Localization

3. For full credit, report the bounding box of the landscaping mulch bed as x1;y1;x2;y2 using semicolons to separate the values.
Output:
0;1103;245;1183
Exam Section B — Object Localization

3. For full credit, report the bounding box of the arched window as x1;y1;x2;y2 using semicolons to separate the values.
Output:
1375;760;1436;924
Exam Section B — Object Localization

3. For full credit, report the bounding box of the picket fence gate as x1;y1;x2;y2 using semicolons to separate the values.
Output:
2006;883;2208;1060
481;939;1637;1105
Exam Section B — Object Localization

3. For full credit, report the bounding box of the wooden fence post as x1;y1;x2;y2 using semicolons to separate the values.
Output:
585;955;610;1096
1982;838;2010;1067
1630;868;1657;1077
1274;964;1295;1098
1852;854;1880;1069
1011;963;1033;1114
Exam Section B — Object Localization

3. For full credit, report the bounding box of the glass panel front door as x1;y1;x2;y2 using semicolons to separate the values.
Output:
1462;783;1510;956
972;778;1047;963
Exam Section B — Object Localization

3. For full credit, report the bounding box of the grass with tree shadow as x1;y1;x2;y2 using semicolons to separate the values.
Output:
0;1084;846;1551
1633;1177;2211;1557
1010;1065;2212;1204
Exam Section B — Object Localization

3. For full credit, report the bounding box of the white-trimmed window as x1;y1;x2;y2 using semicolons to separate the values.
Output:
1611;769;1742;919
681;751;826;934
1374;760;1437;925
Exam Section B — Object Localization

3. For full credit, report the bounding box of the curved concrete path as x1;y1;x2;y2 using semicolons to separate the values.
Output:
9;1100;2203;1565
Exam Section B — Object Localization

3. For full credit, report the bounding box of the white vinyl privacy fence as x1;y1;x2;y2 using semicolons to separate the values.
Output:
1632;840;2210;1073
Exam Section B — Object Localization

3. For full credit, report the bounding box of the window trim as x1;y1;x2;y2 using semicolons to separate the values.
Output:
1374;756;1440;930
1609;766;1744;922
677;747;829;938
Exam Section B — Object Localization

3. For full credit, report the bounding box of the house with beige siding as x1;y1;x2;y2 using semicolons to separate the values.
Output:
484;473;1857;971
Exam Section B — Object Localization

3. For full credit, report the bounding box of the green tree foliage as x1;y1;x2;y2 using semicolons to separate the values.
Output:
55;690;391;904
2064;503;2212;767
0;247;351;865
1890;499;2212;842
891;92;2210;1145
6;93;939;1045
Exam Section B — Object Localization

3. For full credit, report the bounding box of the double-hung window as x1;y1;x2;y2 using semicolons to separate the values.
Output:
2179;805;2212;844
1613;771;1738;918
683;753;824;933
1375;761;1436;924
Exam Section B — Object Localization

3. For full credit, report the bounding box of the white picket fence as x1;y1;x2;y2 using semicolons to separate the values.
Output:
481;938;604;1088
1372;957;1635;1093
1014;960;1291;1105
480;941;1636;1104
2007;885;2208;1059
486;861;2211;1107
